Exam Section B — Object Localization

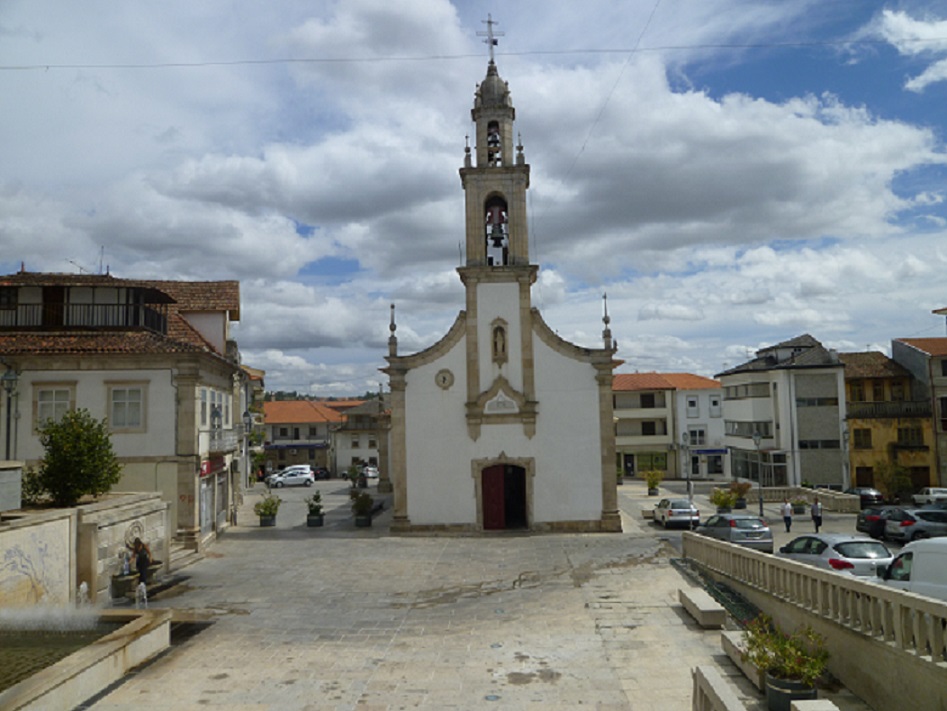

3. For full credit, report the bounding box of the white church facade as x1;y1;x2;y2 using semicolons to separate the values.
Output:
383;57;621;534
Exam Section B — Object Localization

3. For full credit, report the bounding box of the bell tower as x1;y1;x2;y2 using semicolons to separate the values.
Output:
457;26;539;441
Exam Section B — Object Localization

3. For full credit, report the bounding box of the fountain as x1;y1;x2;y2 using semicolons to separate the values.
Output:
0;584;170;709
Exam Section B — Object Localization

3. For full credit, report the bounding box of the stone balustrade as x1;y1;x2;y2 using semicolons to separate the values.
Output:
682;531;947;711
746;486;861;513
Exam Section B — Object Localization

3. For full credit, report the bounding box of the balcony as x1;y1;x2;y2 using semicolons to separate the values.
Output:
846;401;931;419
0;303;168;334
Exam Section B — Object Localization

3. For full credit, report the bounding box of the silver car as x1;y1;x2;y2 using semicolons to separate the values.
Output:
777;534;893;577
653;498;700;529
883;508;947;543
267;466;315;488
694;514;774;553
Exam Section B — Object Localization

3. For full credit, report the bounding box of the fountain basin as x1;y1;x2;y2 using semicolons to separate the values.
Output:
0;608;170;711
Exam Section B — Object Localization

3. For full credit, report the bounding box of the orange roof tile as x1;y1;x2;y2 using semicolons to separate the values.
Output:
613;372;720;391
895;338;947;357
838;352;910;378
263;400;344;424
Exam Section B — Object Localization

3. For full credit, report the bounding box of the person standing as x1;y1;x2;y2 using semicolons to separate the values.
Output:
131;537;152;586
811;497;823;533
780;498;793;533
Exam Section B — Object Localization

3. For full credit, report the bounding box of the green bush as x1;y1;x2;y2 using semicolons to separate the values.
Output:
20;466;48;506
37;409;122;507
742;615;828;688
254;494;281;517
641;470;664;489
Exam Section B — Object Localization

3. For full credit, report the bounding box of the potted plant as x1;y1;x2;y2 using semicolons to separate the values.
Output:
641;469;664;496
616;468;624;486
305;491;324;527
710;487;738;512
730;481;753;510
791;497;808;515
741;614;828;711
253;493;282;527
352;492;374;527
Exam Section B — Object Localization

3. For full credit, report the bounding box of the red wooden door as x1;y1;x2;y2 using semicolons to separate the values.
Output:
482;465;505;530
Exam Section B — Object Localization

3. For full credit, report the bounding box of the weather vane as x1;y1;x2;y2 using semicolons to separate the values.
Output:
477;14;504;62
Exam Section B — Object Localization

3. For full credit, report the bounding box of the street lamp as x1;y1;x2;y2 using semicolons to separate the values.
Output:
2;364;18;461
243;410;253;486
681;431;691;504
752;431;762;517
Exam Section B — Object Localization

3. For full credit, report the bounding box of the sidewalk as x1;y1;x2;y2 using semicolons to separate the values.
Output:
84;482;867;710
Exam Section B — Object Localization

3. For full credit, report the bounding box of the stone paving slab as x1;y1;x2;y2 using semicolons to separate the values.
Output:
83;483;871;710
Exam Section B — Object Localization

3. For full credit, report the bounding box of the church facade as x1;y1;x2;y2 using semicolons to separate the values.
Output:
383;59;620;533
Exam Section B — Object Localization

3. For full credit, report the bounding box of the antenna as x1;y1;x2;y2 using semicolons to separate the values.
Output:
477;14;504;62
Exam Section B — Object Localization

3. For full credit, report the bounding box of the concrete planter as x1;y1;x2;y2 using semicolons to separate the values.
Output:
259;515;276;527
306;514;324;527
764;673;817;711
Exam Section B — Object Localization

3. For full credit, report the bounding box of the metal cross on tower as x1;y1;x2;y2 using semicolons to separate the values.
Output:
477;14;504;62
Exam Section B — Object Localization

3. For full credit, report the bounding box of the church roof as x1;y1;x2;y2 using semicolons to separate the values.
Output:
474;61;513;110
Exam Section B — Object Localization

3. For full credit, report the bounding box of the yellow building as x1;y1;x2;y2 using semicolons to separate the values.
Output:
840;352;934;490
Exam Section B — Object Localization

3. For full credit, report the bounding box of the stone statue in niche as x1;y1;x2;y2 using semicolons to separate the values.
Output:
492;324;507;365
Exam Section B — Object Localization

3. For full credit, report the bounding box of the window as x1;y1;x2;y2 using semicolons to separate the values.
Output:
35;386;73;425
0;287;15;309
897;427;923;446
799;440;840;449
109;385;144;430
871;381;884;402
200;388;208;427
640;393;656;408
308;426;317;437
688;428;706;446
853;429;872;449
637;452;667;470
940;397;947;431
278;427;288;438
352;436;360;448
849;381;865;402
891;381;905;401
641;421;657;436
368;438;377;448
942;359;947;378
709;396;721;417
686;397;699;417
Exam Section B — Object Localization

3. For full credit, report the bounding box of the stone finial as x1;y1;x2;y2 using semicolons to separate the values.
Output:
602;292;613;350
388;303;398;357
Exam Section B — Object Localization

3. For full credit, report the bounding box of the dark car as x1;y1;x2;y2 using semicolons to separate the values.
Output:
312;467;331;480
844;487;884;508
856;505;900;539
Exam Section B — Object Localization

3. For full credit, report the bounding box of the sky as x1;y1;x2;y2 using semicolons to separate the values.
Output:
2;1;947;396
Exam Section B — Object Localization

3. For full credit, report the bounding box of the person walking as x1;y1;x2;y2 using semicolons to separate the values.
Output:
811;497;823;533
780;498;793;533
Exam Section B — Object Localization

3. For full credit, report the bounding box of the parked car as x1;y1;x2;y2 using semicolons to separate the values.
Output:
312;467;331;480
876;537;947;602
912;487;947;506
653;498;699;529
855;505;901;539
267;466;315;488
776;534;893;577
883;508;947;543
843;487;884;508
362;466;380;482
694;514;774;553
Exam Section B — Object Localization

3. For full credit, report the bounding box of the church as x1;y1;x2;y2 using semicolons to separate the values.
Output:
382;51;621;534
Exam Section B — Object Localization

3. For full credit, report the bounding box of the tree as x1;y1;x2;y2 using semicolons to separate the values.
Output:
37;408;123;507
872;459;912;503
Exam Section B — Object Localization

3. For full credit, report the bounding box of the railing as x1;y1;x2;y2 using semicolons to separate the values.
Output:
682;531;947;667
0;303;168;334
746;486;861;513
847;401;932;419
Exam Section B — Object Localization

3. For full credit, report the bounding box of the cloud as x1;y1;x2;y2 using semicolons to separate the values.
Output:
875;9;947;91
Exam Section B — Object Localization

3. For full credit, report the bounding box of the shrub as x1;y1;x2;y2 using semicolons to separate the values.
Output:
742;615;828;688
37;409;122;507
710;488;738;509
20;466;48;506
253;494;282;517
352;492;374;516
305;491;323;516
641;470;664;489
729;481;753;499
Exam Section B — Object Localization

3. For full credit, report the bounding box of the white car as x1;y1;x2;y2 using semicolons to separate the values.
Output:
653;498;699;529
912;487;947;506
267;466;315;488
362;466;380;482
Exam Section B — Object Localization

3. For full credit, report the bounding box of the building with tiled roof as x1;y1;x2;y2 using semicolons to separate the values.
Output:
838;351;934;492
262;400;344;472
892;336;947;487
613;372;725;483
715;334;847;489
0;270;250;553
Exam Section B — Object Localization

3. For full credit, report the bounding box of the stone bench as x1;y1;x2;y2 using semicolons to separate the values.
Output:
679;587;726;629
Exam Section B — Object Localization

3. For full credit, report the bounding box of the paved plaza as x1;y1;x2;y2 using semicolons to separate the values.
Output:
83;482;872;710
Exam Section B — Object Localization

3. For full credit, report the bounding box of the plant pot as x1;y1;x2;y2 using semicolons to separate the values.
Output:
793;505;806;515
259;515;276;527
764;673;817;711
307;514;324;527
716;506;732;513
734;497;747;509
647;487;659;496
354;514;372;527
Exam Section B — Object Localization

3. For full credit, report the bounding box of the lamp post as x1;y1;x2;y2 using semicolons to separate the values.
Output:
681;431;691;504
752;431;762;517
2;365;18;461
243;410;253;487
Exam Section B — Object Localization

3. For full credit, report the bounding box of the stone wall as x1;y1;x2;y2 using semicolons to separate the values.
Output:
0;492;169;606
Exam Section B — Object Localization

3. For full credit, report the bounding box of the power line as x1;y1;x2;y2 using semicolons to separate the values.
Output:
2;37;945;72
